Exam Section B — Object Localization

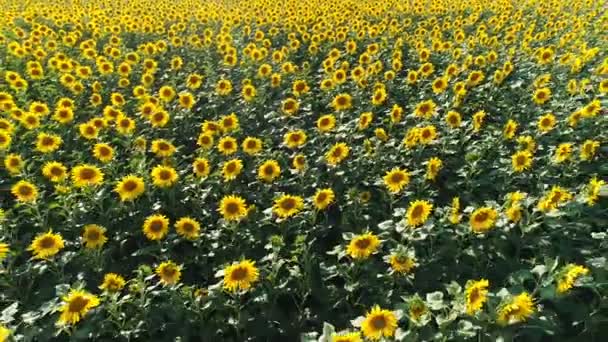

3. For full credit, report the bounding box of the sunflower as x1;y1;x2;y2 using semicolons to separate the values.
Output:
425;157;442;181
465;279;489;315
79;123;99;140
414;99;437;119
114;175;145;201
517;135;536;152
217;136;238;155
347;232;380;259
360;305;398;341
497;292;535;325
284;130;307;149
158;85;176;102
556;264;590;294
358;112;373;130
503;119;518;139
156;261;182;286
538;186;573;212
374;128;388;142
215;79;233;96
142;214;170;241
371;87;387;106
580;140;599;161
554;143;573;163
72;164;104;187
281;97;300;116
383;168;410;194
193;158;211;178
92;143;114;163
331;331;362;342
186;73;203;89
325;142;350;166
316;114;336;133
220;113;239;132
42;161;68;183
242;137;263;155
218;195;248;221
0;242;9;261
408;297;429;324
99;273;126;293
197;132;215;149
28;231;64;259
469;207;498;233
432;76;448;93
585;177;605;206
406;200;433;227
331;93;353;111
292;154;307;171
35;132;62;153
11;180;39;203
273;195;305;218
402;128;420;148
151;165;178;188
537;113;556;133
313;188;335;210
149;109;170;128
390;104;403;123
388;253;416;274
57;289;100;326
418;125;437;144
223;259;260;293
532;87;551;105
0;131;11;150
175;217;201;240
511;150;533;172
82;224;108;249
178;92;195;109
258;160;281;183
222;159;243;182
581;99;601;118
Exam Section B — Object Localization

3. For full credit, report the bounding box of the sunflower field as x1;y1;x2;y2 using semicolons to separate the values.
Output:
0;0;607;341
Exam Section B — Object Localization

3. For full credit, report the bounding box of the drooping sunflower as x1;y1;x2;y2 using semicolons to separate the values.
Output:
469;207;498;233
425;157;443;181
156;261;182;286
497;292;535;325
99;273;126;293
11;180;39;203
325;142;350;166
585;177;605;206
42;161;68;183
465;279;490;315
222;159;243;182
222;259;260;293
408;297;429;324
28;230;65;259
258;160;281;183
503;119;518;139
57;289;100;326
511;150;533;172
347;232;380;259
360;305;398;341
0;131;10;150
218;195;248;221
114;175;145;201
82;224;108;249
406;200;433;227
72;164;104;187
383;168;410;194
0;242;10;261
142;214;170;241
273;195;305;218
556;264;590;294
175;217;201;240
313;188;335;210
580;140;600;161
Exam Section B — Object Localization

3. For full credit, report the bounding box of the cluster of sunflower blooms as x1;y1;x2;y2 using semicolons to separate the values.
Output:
0;0;607;340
